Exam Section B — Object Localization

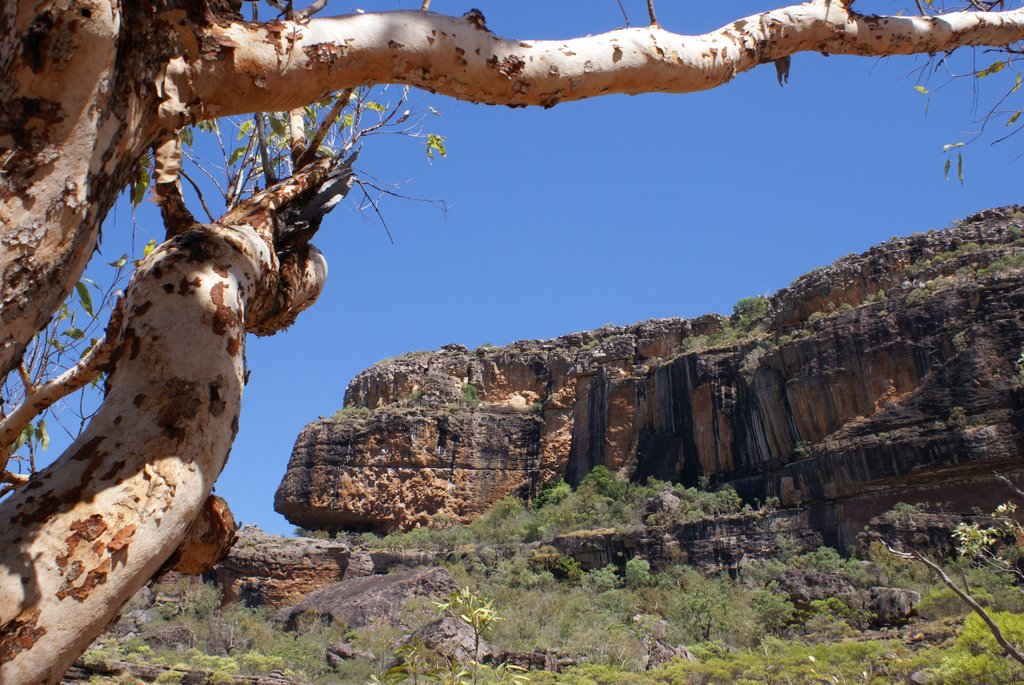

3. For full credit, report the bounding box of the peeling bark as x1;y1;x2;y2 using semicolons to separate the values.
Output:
3;0;1024;680
0;161;330;683
187;4;1024;115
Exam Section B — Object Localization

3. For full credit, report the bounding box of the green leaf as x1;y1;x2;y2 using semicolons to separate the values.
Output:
131;163;150;207
75;281;94;317
228;145;247;167
34;420;49;451
1008;110;1022;126
941;142;965;152
14;424;32;452
976;60;1006;78
268;114;287;137
943;158;951;180
913;85;929;95
365;101;386;112
134;239;157;267
57;303;71;322
425;133;447;160
108;254;128;269
178;126;194;148
63;327;85;340
957;151;964;185
236;119;254;140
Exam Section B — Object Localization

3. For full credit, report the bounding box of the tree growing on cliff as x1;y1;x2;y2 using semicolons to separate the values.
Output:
3;0;1024;681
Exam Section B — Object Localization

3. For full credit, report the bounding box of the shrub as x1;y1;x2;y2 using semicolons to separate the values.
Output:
534;479;571;510
461;382;481;408
732;296;770;330
934;612;1024;684
624;558;653;588
579;465;628;501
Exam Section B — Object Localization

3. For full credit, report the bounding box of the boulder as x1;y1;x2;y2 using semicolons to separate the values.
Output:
775;568;856;610
407;615;492;664
275;566;457;631
868;586;920;627
644;490;681;516
213;525;362;608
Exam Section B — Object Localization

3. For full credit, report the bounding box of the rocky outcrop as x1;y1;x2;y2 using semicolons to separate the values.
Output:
275;566;457;631
774;568;857;610
276;207;1024;545
549;508;823;574
774;569;919;627
211;525;368;608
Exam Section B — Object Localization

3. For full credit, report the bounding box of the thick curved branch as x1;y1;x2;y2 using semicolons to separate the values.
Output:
0;164;332;681
188;4;1024;117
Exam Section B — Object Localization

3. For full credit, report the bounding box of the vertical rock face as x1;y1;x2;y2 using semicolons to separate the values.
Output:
276;207;1024;544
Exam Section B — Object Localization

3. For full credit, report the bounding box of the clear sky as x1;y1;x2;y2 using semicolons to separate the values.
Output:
51;1;1024;534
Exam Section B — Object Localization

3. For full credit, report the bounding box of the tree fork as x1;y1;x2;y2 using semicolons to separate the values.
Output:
0;161;332;683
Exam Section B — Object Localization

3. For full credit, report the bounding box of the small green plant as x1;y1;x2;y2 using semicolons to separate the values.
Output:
435;588;503;685
461;382;481;409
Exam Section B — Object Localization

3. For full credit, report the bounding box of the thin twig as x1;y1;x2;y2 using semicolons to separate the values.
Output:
0;332;114;456
180;170;217;222
182;148;228;200
615;0;630;27
357;180;395;244
295;89;353;170
994;471;1024;500
646;0;658;26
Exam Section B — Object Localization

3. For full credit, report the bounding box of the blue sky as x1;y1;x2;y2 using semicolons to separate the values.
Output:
57;2;1024;534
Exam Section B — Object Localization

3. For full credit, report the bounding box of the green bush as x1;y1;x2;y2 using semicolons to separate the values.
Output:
461;382;481;408
534;479;571;510
624;558;653;588
732;296;770;331
934;612;1024;684
580;466;628;501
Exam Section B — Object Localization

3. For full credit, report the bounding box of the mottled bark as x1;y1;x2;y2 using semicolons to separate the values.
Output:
0;161;330;683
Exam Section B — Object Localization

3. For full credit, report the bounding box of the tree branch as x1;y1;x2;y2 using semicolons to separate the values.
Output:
886;542;1024;667
994;471;1024;500
295;88;353;170
189;6;1024;116
0;332;114;459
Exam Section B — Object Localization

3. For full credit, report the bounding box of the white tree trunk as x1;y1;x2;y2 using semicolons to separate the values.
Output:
0;163;328;680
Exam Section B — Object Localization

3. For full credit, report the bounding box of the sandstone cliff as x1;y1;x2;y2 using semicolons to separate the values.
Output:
276;207;1024;545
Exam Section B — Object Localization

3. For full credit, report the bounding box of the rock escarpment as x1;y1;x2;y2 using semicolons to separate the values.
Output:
276;207;1024;545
